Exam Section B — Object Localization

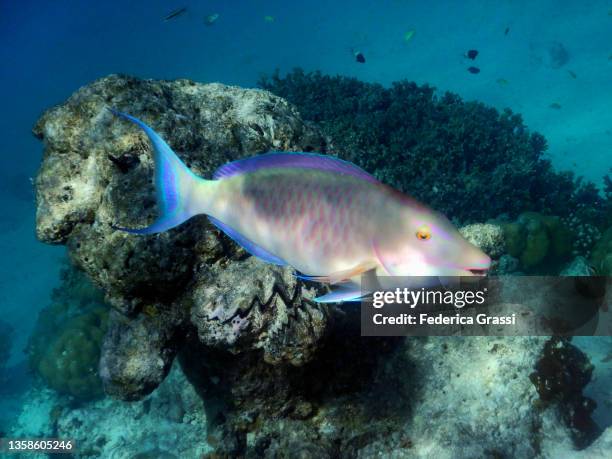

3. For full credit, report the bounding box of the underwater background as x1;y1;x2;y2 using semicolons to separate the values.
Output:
0;0;611;457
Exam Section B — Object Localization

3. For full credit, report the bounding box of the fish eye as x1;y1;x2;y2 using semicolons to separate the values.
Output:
416;225;431;241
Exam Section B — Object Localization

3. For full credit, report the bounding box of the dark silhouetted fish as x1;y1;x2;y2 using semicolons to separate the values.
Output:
164;7;187;21
466;49;478;60
467;66;480;74
354;51;366;63
545;42;570;68
504;27;510;35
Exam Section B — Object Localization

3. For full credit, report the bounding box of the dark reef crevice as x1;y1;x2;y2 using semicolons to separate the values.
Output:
530;337;602;449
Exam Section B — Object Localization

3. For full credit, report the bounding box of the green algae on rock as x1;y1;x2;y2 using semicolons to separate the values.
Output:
499;212;573;270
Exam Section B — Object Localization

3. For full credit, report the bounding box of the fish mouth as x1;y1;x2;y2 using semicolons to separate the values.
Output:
465;267;489;276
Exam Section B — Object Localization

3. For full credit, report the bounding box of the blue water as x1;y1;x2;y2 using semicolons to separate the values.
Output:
0;0;610;451
3;0;612;183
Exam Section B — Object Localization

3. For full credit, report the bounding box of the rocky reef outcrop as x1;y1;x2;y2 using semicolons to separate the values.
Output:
34;75;328;401
32;75;607;457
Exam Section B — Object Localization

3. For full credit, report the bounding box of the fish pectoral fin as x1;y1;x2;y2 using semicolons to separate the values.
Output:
298;261;378;285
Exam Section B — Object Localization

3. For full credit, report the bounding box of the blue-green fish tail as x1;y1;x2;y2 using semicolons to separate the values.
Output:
110;110;209;234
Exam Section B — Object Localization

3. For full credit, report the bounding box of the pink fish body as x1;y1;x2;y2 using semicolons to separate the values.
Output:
112;111;491;302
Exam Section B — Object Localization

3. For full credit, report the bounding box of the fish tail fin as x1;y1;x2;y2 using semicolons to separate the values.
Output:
110;109;212;235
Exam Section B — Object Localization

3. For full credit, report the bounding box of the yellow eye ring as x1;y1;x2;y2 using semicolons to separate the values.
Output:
416;226;431;241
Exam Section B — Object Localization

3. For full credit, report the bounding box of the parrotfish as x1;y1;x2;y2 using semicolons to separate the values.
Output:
111;111;491;302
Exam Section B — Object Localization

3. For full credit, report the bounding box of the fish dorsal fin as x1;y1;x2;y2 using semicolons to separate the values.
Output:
213;152;379;184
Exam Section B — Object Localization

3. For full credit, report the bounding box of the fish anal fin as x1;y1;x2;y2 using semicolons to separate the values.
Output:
209;216;287;266
327;261;378;284
299;261;377;285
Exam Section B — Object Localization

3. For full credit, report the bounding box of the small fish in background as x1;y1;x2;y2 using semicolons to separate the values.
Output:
164;7;187;21
467;66;480;74
354;51;366;63
504;26;510;35
465;49;478;60
404;30;416;42
549;102;562;110
602;352;612;363
544;41;570;68
496;78;509;86
205;13;220;26
567;70;577;79
264;15;275;23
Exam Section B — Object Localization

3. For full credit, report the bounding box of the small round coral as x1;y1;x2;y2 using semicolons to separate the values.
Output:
36;307;108;400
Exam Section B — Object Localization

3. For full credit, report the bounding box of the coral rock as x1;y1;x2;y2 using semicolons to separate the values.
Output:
33;74;327;401
459;222;506;258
